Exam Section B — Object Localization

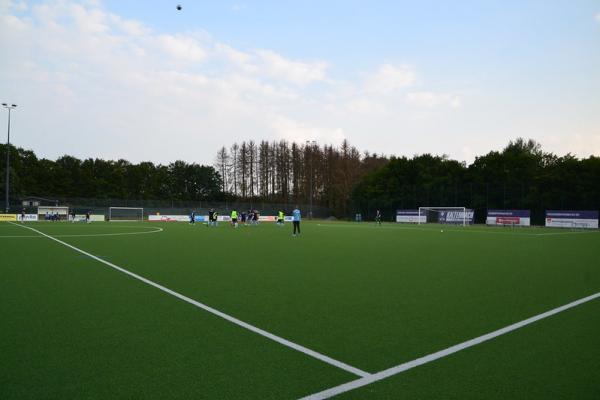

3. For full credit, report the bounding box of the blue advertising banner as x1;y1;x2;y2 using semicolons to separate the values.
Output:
488;210;530;218
546;211;598;219
438;209;475;224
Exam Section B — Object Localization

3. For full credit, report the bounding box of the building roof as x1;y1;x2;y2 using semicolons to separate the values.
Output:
21;196;59;203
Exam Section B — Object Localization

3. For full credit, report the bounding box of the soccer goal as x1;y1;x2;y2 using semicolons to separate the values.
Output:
109;207;144;222
418;207;470;226
38;206;69;221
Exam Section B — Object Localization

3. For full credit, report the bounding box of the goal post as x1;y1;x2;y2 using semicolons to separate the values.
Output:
109;207;144;222
418;207;469;226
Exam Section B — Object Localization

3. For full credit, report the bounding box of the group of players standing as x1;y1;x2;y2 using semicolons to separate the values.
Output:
189;209;263;227
189;207;302;235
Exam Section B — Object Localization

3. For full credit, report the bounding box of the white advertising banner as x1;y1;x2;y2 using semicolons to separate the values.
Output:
73;214;105;222
486;210;531;227
148;215;190;222
17;214;39;222
396;210;426;223
545;211;598;229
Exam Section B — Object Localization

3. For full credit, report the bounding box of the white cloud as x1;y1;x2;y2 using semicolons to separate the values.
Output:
0;0;27;13
405;91;462;108
364;64;415;94
268;115;345;144
595;12;600;23
255;49;328;85
70;3;108;33
110;14;151;36
157;34;207;63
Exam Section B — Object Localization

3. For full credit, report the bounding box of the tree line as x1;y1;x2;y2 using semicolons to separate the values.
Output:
0;144;222;203
351;139;600;224
2;138;599;221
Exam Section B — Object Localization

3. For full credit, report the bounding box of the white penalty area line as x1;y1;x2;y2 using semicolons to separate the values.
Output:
9;222;368;378
300;290;600;400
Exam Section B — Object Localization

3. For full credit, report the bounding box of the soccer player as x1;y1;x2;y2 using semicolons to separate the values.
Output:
212;211;219;227
231;209;238;228
277;210;284;226
208;209;214;227
190;211;195;224
375;209;382;226
241;210;247;225
20;209;26;223
292;206;301;236
85;211;91;223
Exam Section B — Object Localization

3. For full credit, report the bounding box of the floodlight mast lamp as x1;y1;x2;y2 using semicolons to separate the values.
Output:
2;103;17;214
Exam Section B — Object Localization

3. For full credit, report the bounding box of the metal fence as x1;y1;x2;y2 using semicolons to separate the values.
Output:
13;197;331;219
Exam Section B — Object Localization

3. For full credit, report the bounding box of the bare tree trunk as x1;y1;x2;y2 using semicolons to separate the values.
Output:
230;143;239;196
215;146;229;193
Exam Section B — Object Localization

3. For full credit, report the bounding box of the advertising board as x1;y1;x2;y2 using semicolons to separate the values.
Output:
0;214;17;221
545;211;598;229
72;214;105;222
486;210;531;227
438;209;475;225
396;210;426;224
17;214;39;222
149;215;190;222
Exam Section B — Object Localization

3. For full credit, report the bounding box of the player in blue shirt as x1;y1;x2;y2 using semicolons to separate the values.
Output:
292;206;301;236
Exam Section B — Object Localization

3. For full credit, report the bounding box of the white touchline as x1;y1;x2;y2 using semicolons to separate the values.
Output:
9;222;369;378
299;290;600;400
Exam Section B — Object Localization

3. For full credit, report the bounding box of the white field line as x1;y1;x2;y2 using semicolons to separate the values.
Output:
0;235;42;238
9;222;368;378
316;223;596;237
55;227;163;238
532;231;597;236
0;227;164;239
300;290;600;400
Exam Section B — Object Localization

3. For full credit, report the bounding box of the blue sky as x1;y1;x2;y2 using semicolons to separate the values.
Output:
1;0;599;164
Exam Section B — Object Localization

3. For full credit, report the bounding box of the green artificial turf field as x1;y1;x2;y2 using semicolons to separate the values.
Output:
1;220;599;399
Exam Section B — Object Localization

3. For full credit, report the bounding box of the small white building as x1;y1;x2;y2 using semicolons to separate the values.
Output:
21;196;59;208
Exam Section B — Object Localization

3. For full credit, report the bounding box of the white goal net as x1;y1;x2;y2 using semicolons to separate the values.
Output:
109;207;144;222
418;207;472;226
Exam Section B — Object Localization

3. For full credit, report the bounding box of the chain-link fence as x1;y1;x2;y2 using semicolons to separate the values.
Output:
12;197;331;219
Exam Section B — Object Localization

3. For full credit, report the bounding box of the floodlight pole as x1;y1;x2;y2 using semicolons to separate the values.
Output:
2;103;17;214
306;140;316;219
